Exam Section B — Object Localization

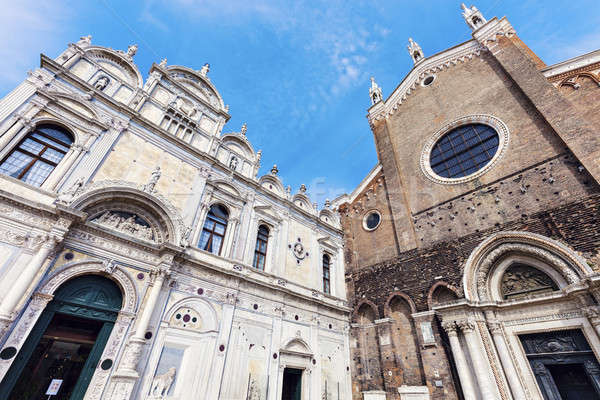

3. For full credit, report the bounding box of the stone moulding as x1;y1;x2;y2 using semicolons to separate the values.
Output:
419;114;510;185
463;231;592;302
367;39;486;125
69;179;186;246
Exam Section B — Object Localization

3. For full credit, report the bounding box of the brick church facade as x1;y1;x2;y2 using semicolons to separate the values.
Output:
334;4;600;400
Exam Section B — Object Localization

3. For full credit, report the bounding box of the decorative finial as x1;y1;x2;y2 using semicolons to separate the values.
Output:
286;185;291;196
407;38;424;64
77;35;92;46
271;164;279;175
241;123;247;136
159;58;167;67
299;184;307;193
369;77;383;105
225;104;230;112
125;44;138;58
256;149;262;163
325;199;331;208
199;63;210;77
461;3;486;30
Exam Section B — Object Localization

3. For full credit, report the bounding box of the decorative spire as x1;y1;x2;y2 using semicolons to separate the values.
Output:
271;164;279;175
126;44;138;58
407;38;424;64
461;3;487;30
199;63;210;77
325;199;331;208
369;77;383;105
299;184;307;193
240;123;247;136
159;58;167;67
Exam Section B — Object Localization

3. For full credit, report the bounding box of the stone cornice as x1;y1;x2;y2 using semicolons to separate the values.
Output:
367;40;485;125
40;55;341;235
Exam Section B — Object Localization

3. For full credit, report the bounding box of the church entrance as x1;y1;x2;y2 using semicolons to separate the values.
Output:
0;275;122;400
281;368;302;400
519;329;600;399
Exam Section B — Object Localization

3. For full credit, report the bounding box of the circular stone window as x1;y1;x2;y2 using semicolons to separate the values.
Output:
421;115;509;184
363;211;381;231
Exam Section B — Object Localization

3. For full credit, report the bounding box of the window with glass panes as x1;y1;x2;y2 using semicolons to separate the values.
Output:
429;123;499;179
198;204;229;255
322;254;331;294
253;225;269;270
0;124;74;187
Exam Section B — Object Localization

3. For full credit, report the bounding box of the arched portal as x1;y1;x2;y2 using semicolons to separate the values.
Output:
0;275;122;400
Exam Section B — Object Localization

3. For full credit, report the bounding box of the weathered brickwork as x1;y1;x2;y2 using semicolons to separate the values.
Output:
338;12;600;400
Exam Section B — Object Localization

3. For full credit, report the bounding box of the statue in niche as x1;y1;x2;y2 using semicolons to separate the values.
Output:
144;166;162;193
94;76;110;91
229;156;239;171
150;367;176;398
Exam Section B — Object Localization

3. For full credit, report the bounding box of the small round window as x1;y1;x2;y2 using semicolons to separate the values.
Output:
422;75;435;86
363;211;381;231
430;123;499;179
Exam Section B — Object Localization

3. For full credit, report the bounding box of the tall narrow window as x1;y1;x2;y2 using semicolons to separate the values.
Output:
253;224;269;270
323;254;331;294
198;204;229;255
0;124;73;187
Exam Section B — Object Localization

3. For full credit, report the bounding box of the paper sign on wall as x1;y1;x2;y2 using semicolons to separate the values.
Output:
45;379;63;396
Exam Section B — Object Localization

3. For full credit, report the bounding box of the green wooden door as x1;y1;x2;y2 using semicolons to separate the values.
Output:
0;275;122;399
282;368;302;400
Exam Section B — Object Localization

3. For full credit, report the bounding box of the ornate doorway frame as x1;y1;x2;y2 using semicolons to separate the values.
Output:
0;261;138;400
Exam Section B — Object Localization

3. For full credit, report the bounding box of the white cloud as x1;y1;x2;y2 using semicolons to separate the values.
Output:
143;0;388;98
0;1;71;92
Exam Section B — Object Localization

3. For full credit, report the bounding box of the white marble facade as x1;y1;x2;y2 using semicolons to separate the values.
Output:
0;37;351;399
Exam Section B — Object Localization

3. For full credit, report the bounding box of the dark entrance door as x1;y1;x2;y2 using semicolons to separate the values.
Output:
520;329;600;400
282;368;302;400
0;275;122;400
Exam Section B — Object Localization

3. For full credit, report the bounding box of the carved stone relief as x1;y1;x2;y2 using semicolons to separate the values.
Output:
91;211;155;242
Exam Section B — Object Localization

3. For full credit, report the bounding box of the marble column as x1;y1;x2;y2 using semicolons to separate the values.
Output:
133;268;168;340
458;320;499;399
43;144;85;190
108;265;170;400
487;321;526;400
0;234;59;321
441;322;477;400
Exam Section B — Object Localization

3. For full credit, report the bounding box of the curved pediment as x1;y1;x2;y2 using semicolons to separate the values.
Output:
51;93;98;119
259;174;285;197
221;134;256;160
166;66;225;111
83;47;143;88
292;193;315;213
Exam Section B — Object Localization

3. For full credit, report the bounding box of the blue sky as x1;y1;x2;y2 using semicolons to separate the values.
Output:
1;0;599;205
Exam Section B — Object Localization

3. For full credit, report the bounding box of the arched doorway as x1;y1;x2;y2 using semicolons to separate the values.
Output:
0;275;122;399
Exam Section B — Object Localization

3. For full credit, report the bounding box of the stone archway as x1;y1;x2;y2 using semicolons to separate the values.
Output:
0;261;138;400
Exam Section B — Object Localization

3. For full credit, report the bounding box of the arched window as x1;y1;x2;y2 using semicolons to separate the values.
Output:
322;254;331;294
252;224;269;270
0;124;74;187
198;204;229;255
501;264;558;300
